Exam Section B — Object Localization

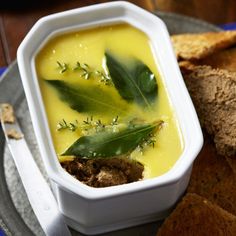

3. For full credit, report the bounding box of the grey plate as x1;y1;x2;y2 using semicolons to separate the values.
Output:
0;12;220;236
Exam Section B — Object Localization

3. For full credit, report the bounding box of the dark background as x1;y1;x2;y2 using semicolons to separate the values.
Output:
0;0;236;67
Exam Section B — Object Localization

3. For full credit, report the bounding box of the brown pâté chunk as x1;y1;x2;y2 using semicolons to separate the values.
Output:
157;193;236;236
182;65;236;157
171;31;236;61
1;103;15;123
62;157;144;187
188;135;236;215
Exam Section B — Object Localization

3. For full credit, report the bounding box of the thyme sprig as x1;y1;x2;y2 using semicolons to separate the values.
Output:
57;119;78;132
56;60;112;85
57;61;68;73
58;116;120;134
82;117;108;133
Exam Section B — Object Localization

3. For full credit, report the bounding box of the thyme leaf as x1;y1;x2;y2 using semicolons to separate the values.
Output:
83;116;93;125
111;116;119;126
95;70;112;85
57;119;78;132
73;62;91;79
57;61;68;73
57;119;68;131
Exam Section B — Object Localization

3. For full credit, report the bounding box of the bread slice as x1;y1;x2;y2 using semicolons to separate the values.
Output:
199;47;236;72
188;135;236;215
157;193;236;236
171;31;236;61
226;156;236;176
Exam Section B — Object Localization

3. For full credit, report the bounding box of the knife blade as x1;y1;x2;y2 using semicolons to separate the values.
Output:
0;107;71;236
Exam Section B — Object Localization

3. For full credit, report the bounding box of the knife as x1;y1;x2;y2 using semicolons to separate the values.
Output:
0;106;71;236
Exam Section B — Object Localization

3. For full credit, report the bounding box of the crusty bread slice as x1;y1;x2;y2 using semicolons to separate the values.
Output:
199;47;236;72
188;136;236;215
157;193;236;236
226;156;236;176
171;31;236;61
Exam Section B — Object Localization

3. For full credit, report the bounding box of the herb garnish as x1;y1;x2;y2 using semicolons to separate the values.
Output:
57;119;78;132
111;116;119;126
94;119;106;132
138;134;157;151
52;52;161;160
45;80;129;116
73;62;92;80
57;61;68;73
57;116;120;134
81;116;118;133
83;116;93;125
57;60;112;85
73;61;112;84
62;120;163;158
95;70;112;85
105;52;158;108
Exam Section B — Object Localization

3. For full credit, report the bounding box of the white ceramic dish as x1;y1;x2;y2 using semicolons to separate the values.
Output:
17;1;203;235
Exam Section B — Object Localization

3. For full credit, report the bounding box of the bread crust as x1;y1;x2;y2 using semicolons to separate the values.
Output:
157;193;236;236
188;135;236;215
172;31;236;61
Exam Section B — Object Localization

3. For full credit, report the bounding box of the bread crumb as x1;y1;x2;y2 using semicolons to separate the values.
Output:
1;103;15;123
7;129;23;140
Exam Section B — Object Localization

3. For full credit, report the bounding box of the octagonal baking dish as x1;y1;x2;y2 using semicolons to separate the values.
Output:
17;1;203;235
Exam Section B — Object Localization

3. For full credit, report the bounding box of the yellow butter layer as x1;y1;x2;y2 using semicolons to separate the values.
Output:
36;23;184;179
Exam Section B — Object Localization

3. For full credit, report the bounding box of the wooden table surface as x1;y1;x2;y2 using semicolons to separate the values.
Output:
0;0;236;67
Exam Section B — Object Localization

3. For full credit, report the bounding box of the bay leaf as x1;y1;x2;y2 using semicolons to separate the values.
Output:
62;120;163;158
45;80;128;116
105;52;158;108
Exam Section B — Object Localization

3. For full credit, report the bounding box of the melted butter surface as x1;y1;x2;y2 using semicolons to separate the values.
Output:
36;24;184;178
